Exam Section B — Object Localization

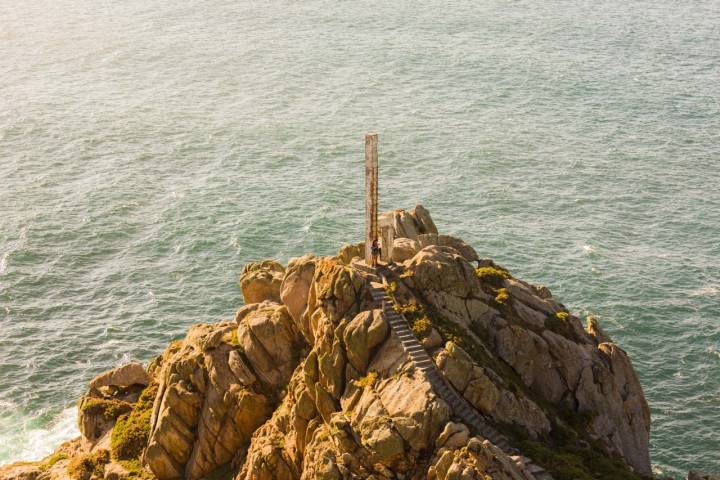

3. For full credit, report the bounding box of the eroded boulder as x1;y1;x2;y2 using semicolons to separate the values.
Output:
145;322;276;480
239;260;285;304
280;254;316;325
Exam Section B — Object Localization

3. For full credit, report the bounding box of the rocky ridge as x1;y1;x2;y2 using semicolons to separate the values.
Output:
1;206;661;480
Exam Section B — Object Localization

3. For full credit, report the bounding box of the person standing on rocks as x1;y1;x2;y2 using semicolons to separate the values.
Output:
371;238;381;267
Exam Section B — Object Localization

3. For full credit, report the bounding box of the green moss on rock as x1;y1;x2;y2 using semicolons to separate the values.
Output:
118;459;157;479
81;397;133;421
110;384;157;460
67;449;109;480
355;371;378;389
39;451;68;471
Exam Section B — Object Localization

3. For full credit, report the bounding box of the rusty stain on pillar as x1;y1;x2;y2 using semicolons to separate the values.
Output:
365;133;378;264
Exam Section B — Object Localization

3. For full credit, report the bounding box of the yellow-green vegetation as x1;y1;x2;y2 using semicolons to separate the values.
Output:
545;311;580;341
355;371;378;389
392;299;432;339
385;281;397;294
230;329;240;346
475;266;511;282
118;460;156;479
203;463;234;480
39;451;68;471
495;288;510;304
394;299;421;315
67;449;109;480
504;420;644;480
111;384;158;460
81;397;133;420
399;269;414;279
410;315;432;339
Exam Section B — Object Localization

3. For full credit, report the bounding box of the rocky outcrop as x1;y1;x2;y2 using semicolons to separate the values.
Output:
239;260;285;304
0;205;657;480
396;243;652;476
381;205;438;240
77;362;150;448
145;301;305;480
280;255;317;324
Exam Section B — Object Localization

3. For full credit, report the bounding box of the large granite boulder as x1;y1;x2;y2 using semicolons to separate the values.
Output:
239;260;285;304
77;362;150;448
380;204;439;242
279;254;316;325
145;307;304;480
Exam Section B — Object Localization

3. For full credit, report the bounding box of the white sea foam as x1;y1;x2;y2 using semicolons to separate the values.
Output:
0;227;27;275
582;244;595;254
689;286;719;297
707;346;720;360
0;407;78;464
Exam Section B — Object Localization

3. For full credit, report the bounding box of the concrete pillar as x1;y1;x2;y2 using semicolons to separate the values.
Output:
380;225;394;262
365;133;378;264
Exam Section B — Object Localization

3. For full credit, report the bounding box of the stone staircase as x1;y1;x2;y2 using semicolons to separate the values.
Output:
368;276;553;480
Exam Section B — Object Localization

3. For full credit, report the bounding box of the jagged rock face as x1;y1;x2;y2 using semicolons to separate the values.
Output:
234;257;546;480
391;237;420;263
280;255;317;325
436;343;551;439
430;437;533;480
239;260;285;304
77;362;149;448
235;301;305;388
87;362;149;394
380;205;438;240
399;244;652;476
144;315;299;480
383;205;479;263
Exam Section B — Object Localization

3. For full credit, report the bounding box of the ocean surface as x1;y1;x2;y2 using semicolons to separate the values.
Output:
1;0;718;476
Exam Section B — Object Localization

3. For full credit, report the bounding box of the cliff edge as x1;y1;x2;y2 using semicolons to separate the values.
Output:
0;206;653;480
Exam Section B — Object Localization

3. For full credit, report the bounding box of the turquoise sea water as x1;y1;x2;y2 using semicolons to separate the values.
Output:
1;0;718;476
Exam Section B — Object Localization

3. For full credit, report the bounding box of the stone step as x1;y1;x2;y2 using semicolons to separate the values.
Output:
372;275;547;474
408;352;430;361
405;347;430;360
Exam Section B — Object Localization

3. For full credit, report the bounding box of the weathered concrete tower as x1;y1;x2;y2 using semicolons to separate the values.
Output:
364;133;378;264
